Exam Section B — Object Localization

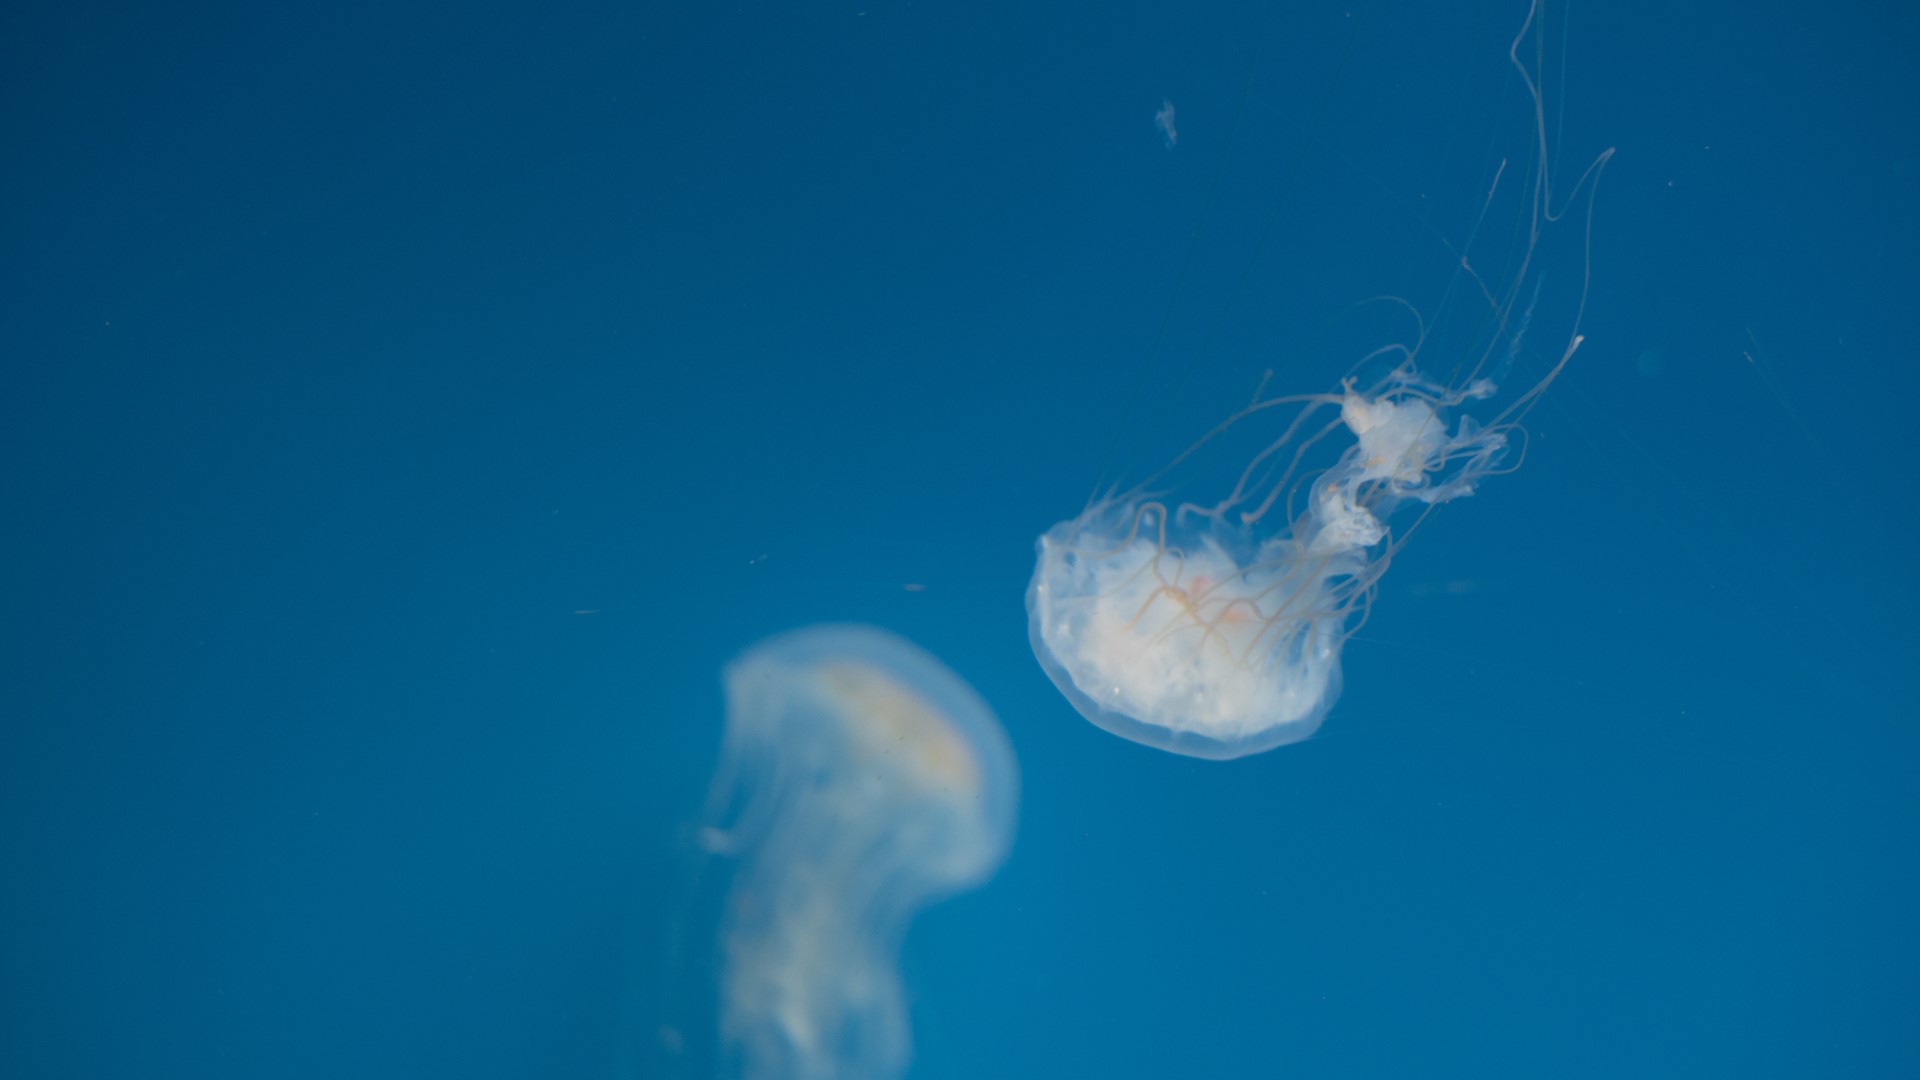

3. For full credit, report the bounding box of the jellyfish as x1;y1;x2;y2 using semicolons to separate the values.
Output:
1026;368;1531;760
695;625;1017;1080
1025;2;1610;761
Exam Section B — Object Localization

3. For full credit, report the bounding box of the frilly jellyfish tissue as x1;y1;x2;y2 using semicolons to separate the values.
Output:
1027;369;1525;761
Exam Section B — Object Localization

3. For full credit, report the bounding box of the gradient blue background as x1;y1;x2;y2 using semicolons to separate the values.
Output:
4;1;1915;1077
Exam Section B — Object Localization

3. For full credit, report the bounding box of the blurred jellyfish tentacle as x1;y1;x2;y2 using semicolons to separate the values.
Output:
1489;275;1545;389
700;625;1016;1080
1026;0;1610;761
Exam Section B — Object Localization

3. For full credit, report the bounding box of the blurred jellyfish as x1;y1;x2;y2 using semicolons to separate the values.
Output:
696;624;1016;1080
1026;2;1611;760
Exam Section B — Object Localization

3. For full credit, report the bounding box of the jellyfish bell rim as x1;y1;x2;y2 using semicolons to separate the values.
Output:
1025;523;1340;762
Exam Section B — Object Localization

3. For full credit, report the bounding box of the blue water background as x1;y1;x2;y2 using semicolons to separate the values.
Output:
4;1;1916;1077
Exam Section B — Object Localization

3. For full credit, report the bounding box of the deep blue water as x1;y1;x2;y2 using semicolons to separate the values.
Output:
4;1;1916;1077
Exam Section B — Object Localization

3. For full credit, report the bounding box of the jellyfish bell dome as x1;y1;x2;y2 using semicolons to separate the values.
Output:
1025;373;1512;761
1027;512;1347;760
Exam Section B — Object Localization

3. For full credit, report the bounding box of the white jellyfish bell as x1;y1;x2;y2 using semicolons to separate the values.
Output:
1027;2;1612;760
1028;371;1514;760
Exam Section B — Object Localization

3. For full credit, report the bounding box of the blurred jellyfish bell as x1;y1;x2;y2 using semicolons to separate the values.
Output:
696;624;1016;1080
1026;2;1611;761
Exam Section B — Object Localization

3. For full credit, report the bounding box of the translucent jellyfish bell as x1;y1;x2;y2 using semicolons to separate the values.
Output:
700;625;1017;1080
1026;4;1609;761
1027;371;1516;760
